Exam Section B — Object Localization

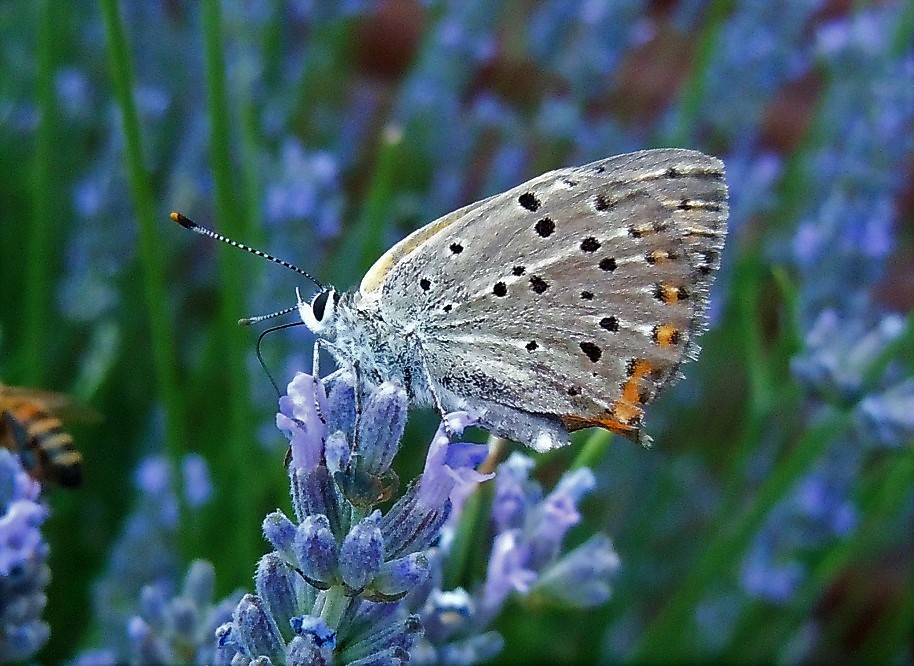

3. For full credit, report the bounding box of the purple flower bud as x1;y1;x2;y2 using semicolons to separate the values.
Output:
0;449;39;507
492;453;537;533
370;552;430;599
138;584;168;627
293;515;338;584
126;616;170;663
339;513;384;589
0;500;49;576
168;597;199;641
232;594;284;663
325;431;351;475
858;378;914;447
134;456;171;495
290;466;342;532
287;634;334;665
741;555;804;604
356;383;407;475
263;511;297;555
182;453;212;508
183;559;216;608
255;553;302;642
71;649;119;666
527;468;595;567
791;310;904;398
420;588;473;642
325;373;356;436
532;534;621;608
482;530;536;613
380;485;450;560
339;613;421;663
290;615;336;650
438;632;505;664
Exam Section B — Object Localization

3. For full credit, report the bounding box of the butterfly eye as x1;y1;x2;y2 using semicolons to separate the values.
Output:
311;290;332;322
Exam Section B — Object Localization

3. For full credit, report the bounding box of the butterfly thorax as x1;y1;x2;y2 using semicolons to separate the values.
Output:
318;291;430;403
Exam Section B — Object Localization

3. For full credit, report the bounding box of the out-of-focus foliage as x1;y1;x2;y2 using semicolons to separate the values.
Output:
1;0;913;662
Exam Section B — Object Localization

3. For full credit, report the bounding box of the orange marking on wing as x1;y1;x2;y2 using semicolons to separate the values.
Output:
653;324;680;347
560;413;642;441
559;359;656;443
658;284;683;304
646;249;673;264
10;402;46;421
621;359;653;404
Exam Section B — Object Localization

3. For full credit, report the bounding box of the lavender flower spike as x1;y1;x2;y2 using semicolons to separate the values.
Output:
217;371;496;664
0;449;50;662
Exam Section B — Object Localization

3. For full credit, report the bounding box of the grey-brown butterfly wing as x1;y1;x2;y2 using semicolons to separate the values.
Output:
369;149;728;448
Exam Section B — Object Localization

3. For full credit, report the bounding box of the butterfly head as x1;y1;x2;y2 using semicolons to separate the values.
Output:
298;287;341;336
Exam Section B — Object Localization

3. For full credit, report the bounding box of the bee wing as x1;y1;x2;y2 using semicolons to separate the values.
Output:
373;149;727;442
0;385;101;423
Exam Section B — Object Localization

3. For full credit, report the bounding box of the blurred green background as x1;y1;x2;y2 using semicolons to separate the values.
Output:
1;0;913;662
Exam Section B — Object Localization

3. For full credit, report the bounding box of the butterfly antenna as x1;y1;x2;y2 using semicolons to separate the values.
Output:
170;212;324;290
255;321;308;397
238;305;299;327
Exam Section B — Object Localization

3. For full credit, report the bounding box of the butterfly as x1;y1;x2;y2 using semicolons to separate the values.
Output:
174;148;728;451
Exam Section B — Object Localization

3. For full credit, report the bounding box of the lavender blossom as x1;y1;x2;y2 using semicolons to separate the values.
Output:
75;560;240;666
409;452;620;660
0;449;50;662
216;372;494;664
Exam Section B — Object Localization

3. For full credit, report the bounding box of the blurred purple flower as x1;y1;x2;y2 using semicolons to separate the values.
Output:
88;454;214;653
182;453;213;509
76;560;239;665
858;379;914;447
0;450;50;662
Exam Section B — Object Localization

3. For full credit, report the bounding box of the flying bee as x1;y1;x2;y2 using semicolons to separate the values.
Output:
0;383;92;488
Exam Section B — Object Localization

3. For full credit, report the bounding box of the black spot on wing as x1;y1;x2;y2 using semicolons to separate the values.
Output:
518;192;541;212
580;342;602;362
581;237;600;252
529;276;549;294
534;217;555;237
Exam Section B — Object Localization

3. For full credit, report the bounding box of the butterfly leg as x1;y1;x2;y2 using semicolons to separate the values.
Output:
310;339;330;427
314;337;365;449
409;335;454;439
352;360;363;450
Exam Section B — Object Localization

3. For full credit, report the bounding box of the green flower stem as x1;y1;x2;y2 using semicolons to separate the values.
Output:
22;0;56;386
443;435;503;589
570;429;613;471
320;585;349;629
99;0;186;453
200;0;261;584
718;261;801;512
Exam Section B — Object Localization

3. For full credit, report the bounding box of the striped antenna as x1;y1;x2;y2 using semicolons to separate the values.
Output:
238;305;299;326
170;212;324;290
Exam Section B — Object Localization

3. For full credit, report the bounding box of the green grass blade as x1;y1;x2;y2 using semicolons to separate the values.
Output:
22;0;56;386
200;0;261;584
99;0;186;452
